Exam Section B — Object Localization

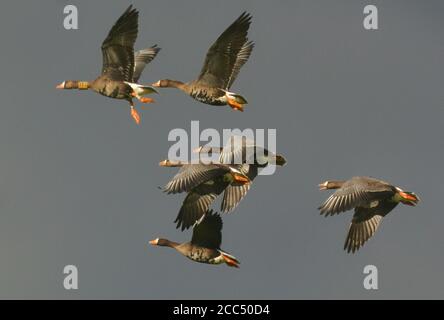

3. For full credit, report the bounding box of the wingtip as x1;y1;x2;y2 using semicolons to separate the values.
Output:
124;4;138;16
235;11;253;25
151;44;161;52
240;11;253;19
344;245;357;254
246;40;255;48
174;218;188;232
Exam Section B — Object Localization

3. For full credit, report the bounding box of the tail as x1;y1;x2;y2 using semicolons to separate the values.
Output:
225;91;248;104
219;250;240;268
138;85;159;95
273;154;287;166
125;82;159;95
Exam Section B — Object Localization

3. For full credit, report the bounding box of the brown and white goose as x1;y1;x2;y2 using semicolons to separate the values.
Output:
159;160;253;231
318;176;419;253
56;5;160;125
152;12;254;111
149;210;240;268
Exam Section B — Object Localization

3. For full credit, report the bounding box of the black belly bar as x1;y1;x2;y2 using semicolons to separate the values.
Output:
190;91;226;106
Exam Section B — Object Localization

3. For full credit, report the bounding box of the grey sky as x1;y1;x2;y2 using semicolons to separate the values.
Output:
0;0;443;299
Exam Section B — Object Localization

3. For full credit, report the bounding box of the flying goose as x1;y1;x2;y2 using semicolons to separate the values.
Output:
318;176;419;253
159;160;253;230
152;12;254;112
56;5;160;125
149;210;240;268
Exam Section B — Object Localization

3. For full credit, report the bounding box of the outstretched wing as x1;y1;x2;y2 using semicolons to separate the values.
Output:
218;135;274;166
197;12;253;89
133;45;161;82
226;40;254;89
344;200;398;253
174;179;230;231
101;5;138;81
221;164;258;212
191;210;223;249
319;178;395;216
163;164;230;194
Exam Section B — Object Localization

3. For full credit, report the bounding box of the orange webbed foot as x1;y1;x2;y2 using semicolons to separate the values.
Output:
139;97;155;104
221;253;240;268
227;98;244;112
131;107;141;125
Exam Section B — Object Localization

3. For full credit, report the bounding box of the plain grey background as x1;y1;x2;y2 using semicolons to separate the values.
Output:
0;0;443;299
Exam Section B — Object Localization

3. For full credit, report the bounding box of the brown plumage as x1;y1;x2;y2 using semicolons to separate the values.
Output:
318;176;419;253
56;5;160;125
159;160;252;231
152;12;254;111
149;210;240;268
163;135;287;229
191;135;287;212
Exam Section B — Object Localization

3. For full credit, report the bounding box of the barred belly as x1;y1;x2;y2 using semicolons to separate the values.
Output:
97;82;130;100
189;89;227;106
187;248;222;265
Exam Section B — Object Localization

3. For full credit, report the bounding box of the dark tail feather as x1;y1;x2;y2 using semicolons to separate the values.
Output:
274;154;287;166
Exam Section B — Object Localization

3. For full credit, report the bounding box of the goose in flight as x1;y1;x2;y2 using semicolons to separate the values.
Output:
56;5;160;125
149;210;240;268
152;12;254;112
318;176;419;253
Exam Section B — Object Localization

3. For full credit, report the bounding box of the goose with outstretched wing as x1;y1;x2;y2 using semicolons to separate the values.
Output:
318;176;419;253
150;210;240;268
56;5;160;125
152;12;254;112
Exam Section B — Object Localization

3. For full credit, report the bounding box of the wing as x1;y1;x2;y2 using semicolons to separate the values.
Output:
163;164;230;194
344;200;398;253
191;210;223;249
174;179;230;231
197;12;253;89
101;5;138;81
221;164;258;212
319;178;395;216
194;145;224;158
133;45;161;82
219;135;259;164
226;40;254;89
196;136;256;165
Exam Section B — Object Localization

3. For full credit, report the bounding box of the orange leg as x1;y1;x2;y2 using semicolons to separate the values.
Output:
227;98;244;112
131;92;155;105
130;106;141;125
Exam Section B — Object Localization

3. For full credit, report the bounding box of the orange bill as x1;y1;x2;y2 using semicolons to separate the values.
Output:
232;173;250;184
399;191;418;202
